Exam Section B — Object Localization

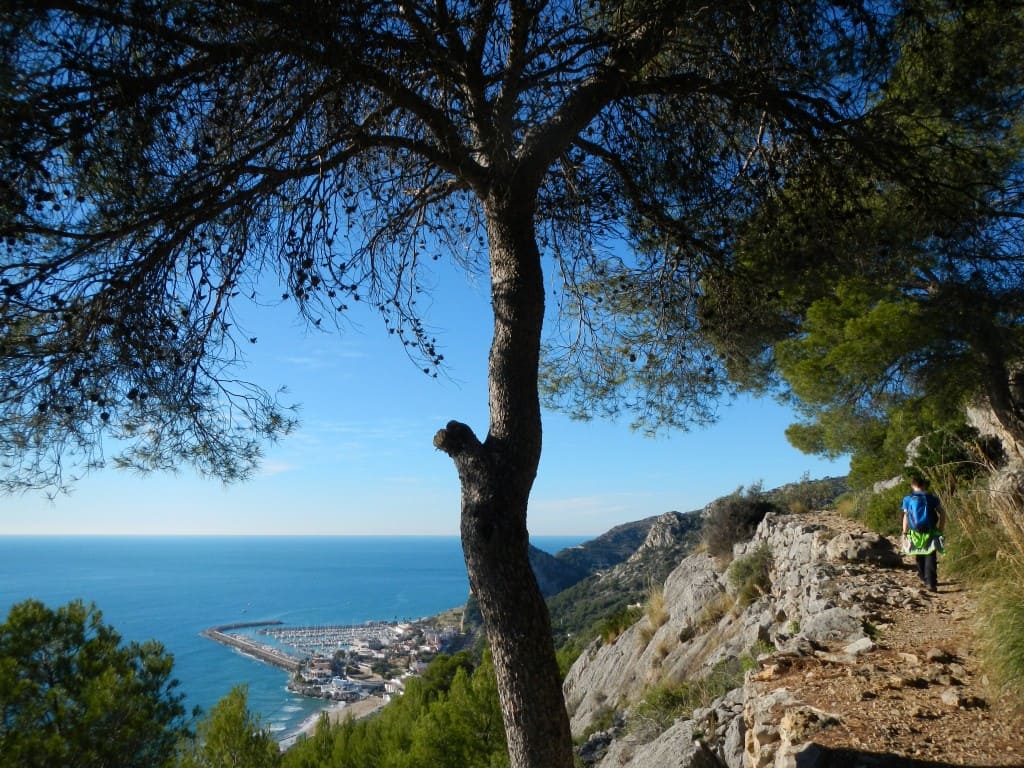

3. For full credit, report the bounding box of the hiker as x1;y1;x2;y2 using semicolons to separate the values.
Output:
901;477;945;591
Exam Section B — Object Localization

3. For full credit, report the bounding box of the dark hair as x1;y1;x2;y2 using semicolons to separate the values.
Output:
910;476;928;489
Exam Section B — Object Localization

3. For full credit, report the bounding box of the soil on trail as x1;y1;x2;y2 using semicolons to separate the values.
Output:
765;512;1024;766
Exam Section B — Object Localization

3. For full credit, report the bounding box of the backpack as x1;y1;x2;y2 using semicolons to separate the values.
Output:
905;492;936;532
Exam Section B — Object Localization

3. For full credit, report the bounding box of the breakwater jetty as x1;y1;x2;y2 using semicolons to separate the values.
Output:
201;621;301;672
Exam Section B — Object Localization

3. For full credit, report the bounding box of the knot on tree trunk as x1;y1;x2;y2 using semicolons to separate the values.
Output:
433;420;481;457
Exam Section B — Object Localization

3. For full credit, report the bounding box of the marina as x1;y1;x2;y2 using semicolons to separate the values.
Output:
201;613;464;705
259;621;406;656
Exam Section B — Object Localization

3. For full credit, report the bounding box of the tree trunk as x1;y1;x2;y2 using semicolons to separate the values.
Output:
979;349;1024;456
433;196;574;768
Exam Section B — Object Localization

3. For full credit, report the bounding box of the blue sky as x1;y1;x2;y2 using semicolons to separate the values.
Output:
2;267;847;536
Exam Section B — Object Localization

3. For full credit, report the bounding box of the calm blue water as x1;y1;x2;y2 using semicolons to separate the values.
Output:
0;535;584;742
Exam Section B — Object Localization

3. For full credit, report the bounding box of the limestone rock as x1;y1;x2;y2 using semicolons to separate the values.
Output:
843;637;876;656
564;551;726;734
597;720;719;768
798;607;866;647
825;531;903;567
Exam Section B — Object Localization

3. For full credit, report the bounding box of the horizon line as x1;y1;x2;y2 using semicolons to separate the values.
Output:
0;531;594;538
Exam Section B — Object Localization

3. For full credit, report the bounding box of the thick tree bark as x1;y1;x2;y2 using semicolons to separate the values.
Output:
434;195;573;768
978;348;1024;455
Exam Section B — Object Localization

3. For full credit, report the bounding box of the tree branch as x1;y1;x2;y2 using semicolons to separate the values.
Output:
433;419;483;459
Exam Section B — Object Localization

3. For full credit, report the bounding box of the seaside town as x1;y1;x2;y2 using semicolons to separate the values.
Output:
201;612;466;708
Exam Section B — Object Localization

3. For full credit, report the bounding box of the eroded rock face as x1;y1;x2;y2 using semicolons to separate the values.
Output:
597;720;720;768
563;551;729;735
566;512;906;768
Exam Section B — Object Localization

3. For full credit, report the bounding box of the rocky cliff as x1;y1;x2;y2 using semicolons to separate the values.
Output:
547;511;703;644
564;510;1024;767
555;512;698;573
532;511;704;603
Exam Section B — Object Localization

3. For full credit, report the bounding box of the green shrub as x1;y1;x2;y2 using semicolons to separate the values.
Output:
727;544;773;608
0;600;190;768
853;484;906;536
630;682;696;733
599;605;643;645
905;424;1003;486
771;473;849;513
630;657;745;736
702;484;778;558
577;706;616;743
741;639;776;668
282;651;507;767
556;643;583;680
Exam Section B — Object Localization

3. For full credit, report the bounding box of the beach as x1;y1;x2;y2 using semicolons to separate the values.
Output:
281;695;389;749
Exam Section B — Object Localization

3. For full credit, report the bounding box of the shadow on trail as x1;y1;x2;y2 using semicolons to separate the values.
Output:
797;744;1006;767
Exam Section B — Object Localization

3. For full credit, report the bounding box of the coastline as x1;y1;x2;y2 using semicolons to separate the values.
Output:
200;607;469;750
280;696;389;749
1;535;479;748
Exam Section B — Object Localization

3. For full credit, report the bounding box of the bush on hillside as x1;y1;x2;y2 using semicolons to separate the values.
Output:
771;473;849;514
702;484;777;558
852;484;906;536
727;544;773;608
556;644;583;679
628;656;746;739
282;651;507;767
599;605;644;645
906;424;1004;486
547;575;637;650
177;686;279;768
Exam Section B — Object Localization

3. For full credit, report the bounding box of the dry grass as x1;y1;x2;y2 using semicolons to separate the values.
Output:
636;585;671;649
944;482;1024;708
694;592;734;632
645;585;669;630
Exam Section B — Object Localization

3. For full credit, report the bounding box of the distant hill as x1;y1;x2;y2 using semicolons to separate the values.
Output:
463;511;702;638
528;545;589;597
526;508;713;600
551;516;665;573
546;511;704;647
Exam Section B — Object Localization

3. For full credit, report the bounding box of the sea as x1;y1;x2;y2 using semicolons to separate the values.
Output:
0;534;586;744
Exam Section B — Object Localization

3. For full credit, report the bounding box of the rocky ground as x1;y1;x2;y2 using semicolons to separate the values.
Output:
750;512;1024;766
